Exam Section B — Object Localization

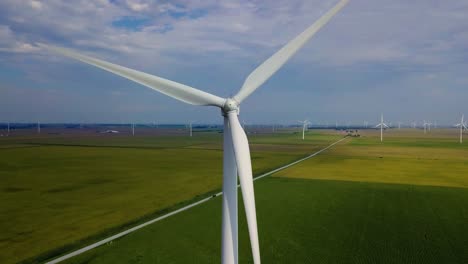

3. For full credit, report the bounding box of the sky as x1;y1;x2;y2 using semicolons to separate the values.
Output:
0;0;467;125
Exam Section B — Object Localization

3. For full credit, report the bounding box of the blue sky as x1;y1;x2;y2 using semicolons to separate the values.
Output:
0;0;467;125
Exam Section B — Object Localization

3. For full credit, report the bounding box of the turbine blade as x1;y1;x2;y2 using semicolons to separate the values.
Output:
233;0;349;103
39;44;226;107
227;112;260;264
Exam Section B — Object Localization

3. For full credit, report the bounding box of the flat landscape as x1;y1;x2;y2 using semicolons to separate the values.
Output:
2;1;468;264
55;128;467;264
0;127;341;263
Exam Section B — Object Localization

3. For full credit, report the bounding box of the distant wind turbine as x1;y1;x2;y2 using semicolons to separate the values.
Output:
40;1;349;262
398;121;402;130
455;114;467;143
37;121;41;134
423;120;432;134
375;114;388;142
189;121;197;137
132;123;135;136
298;120;311;140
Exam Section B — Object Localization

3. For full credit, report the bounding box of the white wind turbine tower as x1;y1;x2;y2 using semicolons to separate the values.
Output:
455;114;467;143
40;2;348;263
398;121;402;130
423;120;427;134
423;120;432;134
188;120;197;137
298;120;311;140
375;114;388;142
364;121;368;128
37;121;41;134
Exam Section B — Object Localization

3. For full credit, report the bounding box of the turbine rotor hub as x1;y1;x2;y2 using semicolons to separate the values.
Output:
222;98;239;114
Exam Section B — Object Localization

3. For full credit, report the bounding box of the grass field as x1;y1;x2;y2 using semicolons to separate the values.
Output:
0;129;341;263
275;129;468;188
59;128;468;264
65;178;468;264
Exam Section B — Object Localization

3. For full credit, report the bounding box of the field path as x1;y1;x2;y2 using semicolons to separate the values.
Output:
46;136;348;264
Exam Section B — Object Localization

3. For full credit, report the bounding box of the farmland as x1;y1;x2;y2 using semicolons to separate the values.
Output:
0;127;341;263
60;128;468;264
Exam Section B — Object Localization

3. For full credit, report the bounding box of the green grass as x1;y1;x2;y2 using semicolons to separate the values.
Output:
65;178;468;264
59;128;468;264
0;130;342;263
275;129;468;188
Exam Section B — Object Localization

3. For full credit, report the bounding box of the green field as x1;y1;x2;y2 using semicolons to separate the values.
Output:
65;178;468;264
0;129;341;263
58;128;468;264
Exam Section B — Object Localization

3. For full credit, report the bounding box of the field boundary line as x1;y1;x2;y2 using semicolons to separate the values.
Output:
252;137;348;182
46;136;348;264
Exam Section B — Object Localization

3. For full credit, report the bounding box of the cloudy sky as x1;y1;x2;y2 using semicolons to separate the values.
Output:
0;0;467;125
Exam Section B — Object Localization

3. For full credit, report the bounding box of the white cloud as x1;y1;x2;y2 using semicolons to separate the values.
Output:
1;0;468;123
125;0;149;12
0;25;40;53
30;0;42;10
0;0;465;69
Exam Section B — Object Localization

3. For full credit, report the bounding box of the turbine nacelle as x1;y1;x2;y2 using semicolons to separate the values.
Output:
222;98;240;115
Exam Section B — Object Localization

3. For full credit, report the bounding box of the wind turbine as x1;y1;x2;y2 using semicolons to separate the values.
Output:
132;123;135;136
364;121;368;129
39;1;349;263
375;114;388;142
189;120;197;137
455;114;467;143
397;121;402;130
298;120;310;140
37;121;41;134
423;120;430;134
